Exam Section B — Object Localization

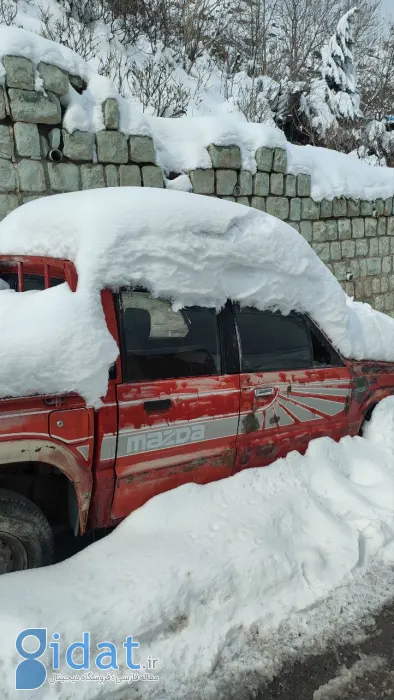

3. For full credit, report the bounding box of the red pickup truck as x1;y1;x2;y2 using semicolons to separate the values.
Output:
0;253;392;574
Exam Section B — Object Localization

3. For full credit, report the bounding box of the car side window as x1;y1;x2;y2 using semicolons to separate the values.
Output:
234;306;312;372
119;290;222;382
306;318;343;367
0;273;63;291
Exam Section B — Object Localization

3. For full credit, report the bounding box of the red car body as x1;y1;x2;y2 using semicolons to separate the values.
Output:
0;255;393;541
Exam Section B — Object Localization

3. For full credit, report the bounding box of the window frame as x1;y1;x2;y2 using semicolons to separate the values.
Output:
114;287;232;383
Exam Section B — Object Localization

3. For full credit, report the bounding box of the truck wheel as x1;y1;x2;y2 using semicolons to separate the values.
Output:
0;489;54;574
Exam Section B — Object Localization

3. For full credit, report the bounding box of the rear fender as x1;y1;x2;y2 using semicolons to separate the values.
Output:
0;439;92;534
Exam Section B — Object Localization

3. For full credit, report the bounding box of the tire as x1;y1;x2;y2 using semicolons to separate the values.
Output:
0;489;54;574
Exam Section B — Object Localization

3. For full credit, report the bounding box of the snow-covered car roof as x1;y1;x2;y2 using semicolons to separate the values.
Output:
1;188;394;405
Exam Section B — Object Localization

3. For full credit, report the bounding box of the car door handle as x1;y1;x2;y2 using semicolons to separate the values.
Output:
254;387;274;398
143;399;172;412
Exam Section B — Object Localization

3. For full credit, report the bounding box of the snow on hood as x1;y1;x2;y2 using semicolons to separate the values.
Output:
1;187;394;405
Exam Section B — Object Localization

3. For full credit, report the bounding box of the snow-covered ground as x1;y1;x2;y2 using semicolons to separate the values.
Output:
0;397;393;699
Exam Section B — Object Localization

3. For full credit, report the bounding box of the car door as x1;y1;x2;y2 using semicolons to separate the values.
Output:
233;306;353;472
110;290;240;518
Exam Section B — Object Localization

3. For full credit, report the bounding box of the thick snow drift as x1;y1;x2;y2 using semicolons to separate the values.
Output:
0;397;393;700
1;188;394;404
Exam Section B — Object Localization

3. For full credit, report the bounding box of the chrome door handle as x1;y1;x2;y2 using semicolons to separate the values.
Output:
254;387;274;397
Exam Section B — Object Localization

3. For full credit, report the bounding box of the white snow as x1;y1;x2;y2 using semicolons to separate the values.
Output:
2;187;394;404
0;285;118;406
0;397;393;699
287;143;394;201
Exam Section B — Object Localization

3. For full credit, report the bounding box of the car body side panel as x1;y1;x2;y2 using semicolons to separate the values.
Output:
235;366;353;471
110;374;240;519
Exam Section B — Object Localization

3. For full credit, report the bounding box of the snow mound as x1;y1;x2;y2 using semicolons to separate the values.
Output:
0;398;393;699
1;188;394;403
287;143;394;201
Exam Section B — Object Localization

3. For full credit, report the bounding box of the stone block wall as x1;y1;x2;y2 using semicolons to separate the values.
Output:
1;54;394;315
0;56;164;222
189;145;394;316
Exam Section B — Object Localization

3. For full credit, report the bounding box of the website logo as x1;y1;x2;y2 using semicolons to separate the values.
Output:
15;629;157;690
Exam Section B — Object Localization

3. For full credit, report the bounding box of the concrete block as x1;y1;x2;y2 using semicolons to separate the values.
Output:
216;169;238;195
103;98;119;130
289;198;301;221
0;125;13;159
17;159;46;193
320;199;333;218
377;218;387;236
285;175;296;197
347;199;360;217
14;122;40;158
0;158;16;192
365;217;378;237
47;163;80;192
333;197;347;218
384;197;393;216
0;88;5;120
239;170;252;195
253;172;269;197
360;200;373;216
119;165;141;187
341;240;355;258
96;131;128;163
388;217;394;236
128;135;156;164
38;62;69;96
337;219;351;240
105;165;118;187
379;237;390;256
273;148;287;173
255;147;273;172
312;221;327;242
330;241;341;261
313;243;330;263
296;174;311;197
366;257;382;275
351;218;364;239
3;55;35;90
374;199;384;217
189;169;214;194
333;262;347;280
250;196;265;211
80;164;105;189
300;221;312;243
301;197;320;220
325;220;338;241
355;239;368;256
208;144;241;169
370;238;379;256
8;89;61;124
0;194;18;221
270;173;284;195
63;130;94;161
266;196;289;220
141;165;163;188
